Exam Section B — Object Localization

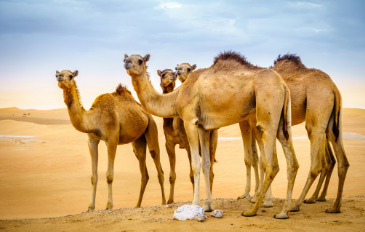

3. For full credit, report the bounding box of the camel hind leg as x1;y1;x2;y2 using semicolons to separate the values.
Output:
325;111;349;213
238;121;259;200
145;116;166;205
132;136;149;208
209;129;218;193
165;141;176;204
317;140;336;202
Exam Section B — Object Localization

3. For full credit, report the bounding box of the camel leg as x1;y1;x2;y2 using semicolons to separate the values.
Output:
87;136;99;211
165;141;176;204
186;147;194;188
145;116;166;205
290;131;326;212
132;136;149;208
317;141;336;202
251;135;265;204
238;121;258;199
198;127;213;212
243;126;278;217
326;119;349;213
304;138;332;203
184;121;201;206
105;140;117;210
274;118;299;219
209;129;218;193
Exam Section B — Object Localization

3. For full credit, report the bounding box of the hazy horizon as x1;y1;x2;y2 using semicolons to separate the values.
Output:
1;0;364;110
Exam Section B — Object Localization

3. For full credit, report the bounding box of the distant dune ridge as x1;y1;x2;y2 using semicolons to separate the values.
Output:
0;107;365;230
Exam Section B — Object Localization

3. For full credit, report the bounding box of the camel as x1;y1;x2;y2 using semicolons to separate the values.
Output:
175;63;197;83
158;68;217;204
124;51;299;219
177;64;261;205
241;54;349;214
272;54;349;213
55;70;166;211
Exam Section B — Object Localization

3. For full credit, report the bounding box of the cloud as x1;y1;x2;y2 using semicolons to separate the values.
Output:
290;1;323;8
156;2;182;10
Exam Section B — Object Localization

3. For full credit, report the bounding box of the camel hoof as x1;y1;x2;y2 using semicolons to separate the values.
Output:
290;205;300;212
250;197;257;203
242;209;257;217
274;212;289;219
237;194;250;200
203;204;213;212
88;204;95;212
167;199;174;204
325;208;340;213
304;198;316;204
263;201;274;208
106;202;113;210
316;197;326;202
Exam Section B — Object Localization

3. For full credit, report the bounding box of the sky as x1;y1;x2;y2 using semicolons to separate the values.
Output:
0;0;364;110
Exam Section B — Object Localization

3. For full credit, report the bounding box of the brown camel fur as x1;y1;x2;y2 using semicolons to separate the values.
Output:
56;70;166;211
158;68;217;204
175;63;197;83
124;52;299;219
241;54;349;214
272;54;349;213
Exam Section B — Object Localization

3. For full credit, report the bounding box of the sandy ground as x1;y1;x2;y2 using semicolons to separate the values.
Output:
0;107;364;231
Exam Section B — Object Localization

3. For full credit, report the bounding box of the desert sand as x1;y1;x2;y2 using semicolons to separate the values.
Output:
0;107;364;231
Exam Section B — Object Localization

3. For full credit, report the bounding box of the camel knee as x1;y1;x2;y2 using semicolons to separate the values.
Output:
91;174;98;185
149;150;157;159
202;161;211;175
169;172;176;184
310;165;322;179
106;174;113;184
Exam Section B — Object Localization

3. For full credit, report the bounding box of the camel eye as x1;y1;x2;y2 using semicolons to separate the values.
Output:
162;74;165;78
187;68;191;72
175;67;177;70
123;59;126;63
138;59;143;65
69;75;73;79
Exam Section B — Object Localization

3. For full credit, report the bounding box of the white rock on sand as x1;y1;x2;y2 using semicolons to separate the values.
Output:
173;205;207;222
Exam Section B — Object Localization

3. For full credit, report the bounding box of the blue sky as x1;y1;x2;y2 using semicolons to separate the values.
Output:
0;0;364;109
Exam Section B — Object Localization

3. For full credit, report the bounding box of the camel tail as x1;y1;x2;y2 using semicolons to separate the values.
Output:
283;85;291;140
332;88;342;142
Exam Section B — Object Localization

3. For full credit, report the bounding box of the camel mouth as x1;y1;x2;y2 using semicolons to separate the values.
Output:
176;70;183;75
124;63;132;70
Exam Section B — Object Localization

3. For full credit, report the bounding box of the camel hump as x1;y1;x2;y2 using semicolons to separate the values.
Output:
212;51;256;68
115;84;132;96
274;54;306;68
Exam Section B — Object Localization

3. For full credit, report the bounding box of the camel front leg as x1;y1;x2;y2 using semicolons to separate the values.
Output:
199;127;213;212
317;140;336;202
105;140;117;210
87;137;99;211
209;129;218;193
184;121;201;206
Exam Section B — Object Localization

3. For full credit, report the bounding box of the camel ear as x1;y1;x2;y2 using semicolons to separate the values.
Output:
157;70;162;77
124;54;129;59
143;54;150;62
192;64;197;70
72;70;79;78
56;70;59;75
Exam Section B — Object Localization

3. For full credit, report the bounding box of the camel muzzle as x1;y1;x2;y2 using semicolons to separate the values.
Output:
124;62;132;70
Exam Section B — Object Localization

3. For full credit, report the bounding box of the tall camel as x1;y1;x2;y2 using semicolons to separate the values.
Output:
124;52;299;219
158;68;217;204
177;63;261;204
242;54;349;213
273;54;349;213
56;70;166;211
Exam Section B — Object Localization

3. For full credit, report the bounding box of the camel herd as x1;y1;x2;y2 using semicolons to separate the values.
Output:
56;51;349;219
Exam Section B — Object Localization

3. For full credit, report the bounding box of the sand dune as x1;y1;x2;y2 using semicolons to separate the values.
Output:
0;108;364;231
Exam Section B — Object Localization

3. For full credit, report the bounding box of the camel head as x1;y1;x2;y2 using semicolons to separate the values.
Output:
175;63;196;83
124;54;150;76
157;69;177;92
56;70;78;90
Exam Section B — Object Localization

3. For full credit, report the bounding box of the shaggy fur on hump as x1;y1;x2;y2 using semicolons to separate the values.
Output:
213;51;256;68
115;84;132;95
274;54;305;67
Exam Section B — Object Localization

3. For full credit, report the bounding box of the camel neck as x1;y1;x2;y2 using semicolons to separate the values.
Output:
63;84;93;133
130;71;179;118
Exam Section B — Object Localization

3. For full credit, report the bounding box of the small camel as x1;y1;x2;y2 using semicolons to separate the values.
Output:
124;52;299;219
158;68;217;204
56;70;166;211
241;55;349;214
175;63;197;83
